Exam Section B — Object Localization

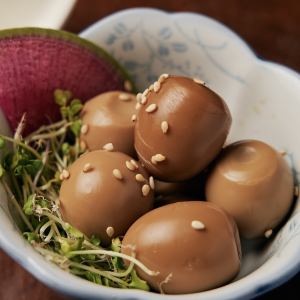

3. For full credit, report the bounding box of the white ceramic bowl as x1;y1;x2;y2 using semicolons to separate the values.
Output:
0;8;300;300
0;0;76;30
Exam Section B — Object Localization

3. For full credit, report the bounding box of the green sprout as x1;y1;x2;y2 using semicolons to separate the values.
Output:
0;89;154;291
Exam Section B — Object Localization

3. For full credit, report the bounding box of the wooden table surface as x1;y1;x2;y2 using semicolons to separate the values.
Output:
1;1;299;299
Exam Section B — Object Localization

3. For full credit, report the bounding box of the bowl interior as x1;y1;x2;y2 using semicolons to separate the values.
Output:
81;8;300;283
0;8;299;300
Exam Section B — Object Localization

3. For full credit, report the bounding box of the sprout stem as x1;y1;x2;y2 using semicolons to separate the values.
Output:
2;181;34;231
0;135;41;159
69;262;130;286
29;127;66;141
68;250;159;277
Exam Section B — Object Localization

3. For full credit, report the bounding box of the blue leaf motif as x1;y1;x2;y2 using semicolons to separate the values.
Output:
172;42;188;52
123;60;138;71
106;34;117;45
114;23;127;35
122;40;134;51
158;45;169;56
159;27;172;39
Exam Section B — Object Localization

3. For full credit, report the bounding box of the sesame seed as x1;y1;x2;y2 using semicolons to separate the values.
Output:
118;93;131;101
59;173;64;181
130;159;139;169
106;226;115;238
295;186;299;197
143;88;150;96
80;124;89;135
191;220;205;230
131;114;137;122
153;81;161;92
83;163;93;173
80;140;87;151
141;95;148;105
135;102;142;110
151;156;157;165
149;176;155;189
280;151;287;156
102;143;114;151
149;84;154;91
112;169;123;180
135;174;146;182
151;154;166;164
193;78;205;85
124;80;132;91
146;104;157;113
136;93;143;103
61;169;70;180
161;121;169;134
159;73;169;81
264;229;273;238
142;184;151;196
126;160;136;171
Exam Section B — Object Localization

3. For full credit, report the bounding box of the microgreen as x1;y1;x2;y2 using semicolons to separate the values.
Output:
0;89;153;291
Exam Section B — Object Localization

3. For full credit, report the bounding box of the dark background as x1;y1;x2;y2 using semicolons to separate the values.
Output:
0;0;299;299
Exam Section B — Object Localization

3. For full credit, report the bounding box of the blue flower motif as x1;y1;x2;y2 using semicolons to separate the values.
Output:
158;45;169;56
106;34;117;45
122;40;134;51
123;60;138;71
159;27;172;39
172;42;188;52
114;22;127;35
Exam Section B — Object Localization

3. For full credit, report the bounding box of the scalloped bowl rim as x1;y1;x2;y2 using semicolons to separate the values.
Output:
0;7;299;300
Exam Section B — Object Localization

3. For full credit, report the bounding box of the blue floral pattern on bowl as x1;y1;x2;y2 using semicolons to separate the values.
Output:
102;19;247;90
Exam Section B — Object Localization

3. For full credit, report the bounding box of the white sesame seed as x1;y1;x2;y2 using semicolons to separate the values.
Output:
102;143;114;151
146;103;157;113
112;169;123;180
143;88;150;97
141;95;148;105
136;93;143;103
106;226;115;238
80;140;87;151
131;114;137;122
135;174;146;182
158;77;165;84
161;121;169;134
130;159;139;169
295;186;299;197
126;160;136;171
124;80;132;91
80;124;89;135
135;102;142;110
118;93;131;101
83;163;93;173
142;184;151;196
153;154;166;162
191;220;205;230
151;156;157;165
149;176;155;189
264;229;273;238
193;78;205;85
153;81;161;93
149;84;154;91
62;169;70;179
159;73;169;81
59;173;64;181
